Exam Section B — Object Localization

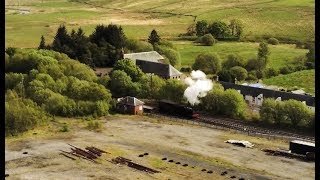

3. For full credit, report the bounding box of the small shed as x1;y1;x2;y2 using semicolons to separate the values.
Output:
116;96;144;115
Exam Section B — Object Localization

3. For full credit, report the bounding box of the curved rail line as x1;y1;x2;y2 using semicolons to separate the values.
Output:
149;112;315;142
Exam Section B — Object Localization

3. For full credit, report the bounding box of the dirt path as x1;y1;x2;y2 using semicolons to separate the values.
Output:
5;116;315;179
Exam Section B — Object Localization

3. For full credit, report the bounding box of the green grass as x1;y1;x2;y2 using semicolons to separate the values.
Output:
174;41;308;69
262;70;315;95
5;0;314;48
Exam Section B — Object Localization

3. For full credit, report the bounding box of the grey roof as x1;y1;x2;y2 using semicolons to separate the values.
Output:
219;81;315;107
169;64;183;76
118;96;144;106
136;59;182;78
124;51;164;63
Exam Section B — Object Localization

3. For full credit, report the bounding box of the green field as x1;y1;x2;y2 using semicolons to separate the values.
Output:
262;70;315;94
174;41;308;69
5;0;314;48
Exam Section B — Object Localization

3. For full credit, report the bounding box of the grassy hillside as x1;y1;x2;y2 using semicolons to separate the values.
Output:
174;41;308;69
262;70;315;95
5;0;314;48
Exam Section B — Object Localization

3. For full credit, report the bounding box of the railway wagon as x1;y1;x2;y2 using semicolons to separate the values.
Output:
158;100;199;119
289;140;315;155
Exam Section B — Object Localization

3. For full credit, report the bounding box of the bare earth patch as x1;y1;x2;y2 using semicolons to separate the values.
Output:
5;116;315;179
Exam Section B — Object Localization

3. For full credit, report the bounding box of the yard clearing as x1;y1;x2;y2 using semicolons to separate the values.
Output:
5;115;315;179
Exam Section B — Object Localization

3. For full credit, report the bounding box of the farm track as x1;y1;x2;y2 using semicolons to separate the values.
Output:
149;112;315;142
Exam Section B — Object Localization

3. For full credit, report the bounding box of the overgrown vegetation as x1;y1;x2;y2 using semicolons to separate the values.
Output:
260;98;314;129
5;49;112;136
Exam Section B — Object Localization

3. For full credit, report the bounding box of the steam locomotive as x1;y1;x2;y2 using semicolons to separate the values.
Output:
158;100;200;119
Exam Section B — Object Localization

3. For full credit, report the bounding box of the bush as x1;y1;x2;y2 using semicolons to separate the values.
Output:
246;74;258;81
5;90;50;136
154;45;181;67
125;39;153;53
255;70;265;79
87;120;103;131
60;124;69;132
230;66;248;81
264;68;279;78
200;34;216;46
279;65;295;75
245;58;264;71
180;67;191;72
217;69;232;82
223;54;245;69
267;38;279;45
192;53;221;74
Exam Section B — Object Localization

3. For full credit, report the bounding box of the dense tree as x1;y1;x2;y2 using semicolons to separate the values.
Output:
264;67;279;78
283;100;312;127
192;53;221;74
196;20;208;36
148;29;161;45
245;58;265;72
223;54;245;69
137;74;165;99
200;86;246;118
217;69;232;82
125;39;153;53
208;21;230;38
90;24;126;49
5;90;50;136
154;44;181;67
229;19;243;38
159;79;187;103
257;42;270;69
113;59;144;82
6;47;17;58
109;70;134;97
38;35;46;50
200;85;224;114
260;99;285;124
230;66;248;81
221;89;246;118
306;44;315;67
200;34;216;46
267;38;279;45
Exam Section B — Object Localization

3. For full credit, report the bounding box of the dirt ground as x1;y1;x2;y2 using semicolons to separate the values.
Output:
5;115;315;180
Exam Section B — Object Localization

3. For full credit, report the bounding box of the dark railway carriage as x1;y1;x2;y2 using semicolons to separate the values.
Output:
158;100;199;119
289;140;315;155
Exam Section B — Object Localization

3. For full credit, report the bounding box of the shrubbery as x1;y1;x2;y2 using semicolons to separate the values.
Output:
267;38;279;45
192;53;221;74
200;85;247;118
260;98;314;128
230;66;248;81
5;49;113;135
200;34;216;46
264;67;279;78
5;90;50;136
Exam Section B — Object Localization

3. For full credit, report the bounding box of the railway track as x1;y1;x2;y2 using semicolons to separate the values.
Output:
149;112;315;142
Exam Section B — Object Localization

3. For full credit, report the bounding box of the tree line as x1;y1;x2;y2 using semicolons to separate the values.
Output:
38;25;181;68
187;41;315;83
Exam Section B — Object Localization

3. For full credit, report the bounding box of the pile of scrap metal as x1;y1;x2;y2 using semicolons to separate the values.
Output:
225;140;254;148
111;156;160;174
262;148;314;161
60;144;109;163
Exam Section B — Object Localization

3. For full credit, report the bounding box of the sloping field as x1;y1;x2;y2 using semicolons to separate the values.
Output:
5;0;314;48
263;70;315;95
174;41;308;69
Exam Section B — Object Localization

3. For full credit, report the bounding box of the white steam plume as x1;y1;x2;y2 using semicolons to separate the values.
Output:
184;70;213;106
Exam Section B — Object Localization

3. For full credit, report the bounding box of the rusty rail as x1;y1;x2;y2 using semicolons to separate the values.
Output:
112;156;160;174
